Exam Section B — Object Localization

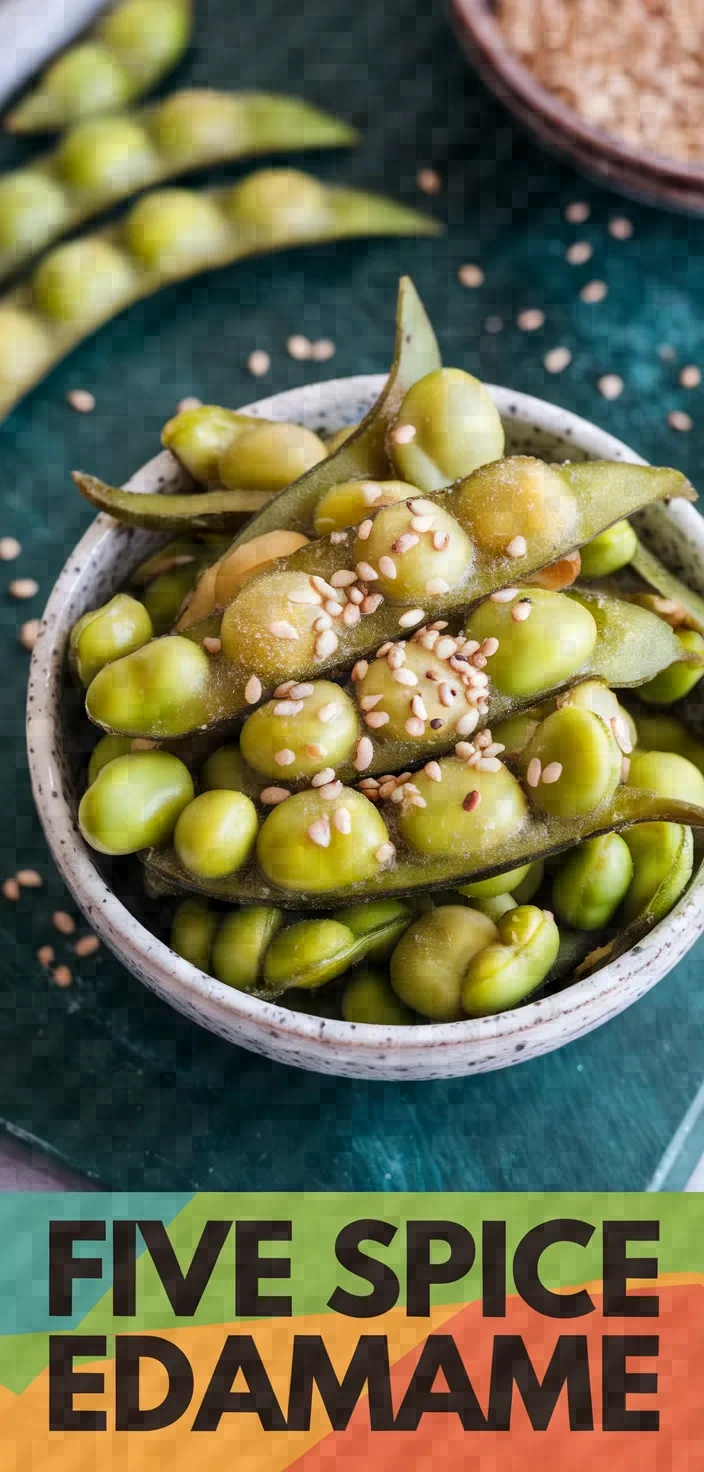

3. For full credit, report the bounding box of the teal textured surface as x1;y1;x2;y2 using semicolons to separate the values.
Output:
2;0;703;1189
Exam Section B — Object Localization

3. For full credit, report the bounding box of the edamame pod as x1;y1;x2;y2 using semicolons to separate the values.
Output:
6;0;192;132
0;91;357;283
637;630;704;705
629;537;704;636
622;823;694;925
0;180;437;424
461;906;560;1018
388;367;505;491
331;898;414;961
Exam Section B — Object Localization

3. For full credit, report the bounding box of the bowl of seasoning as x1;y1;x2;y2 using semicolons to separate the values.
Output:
451;0;704;212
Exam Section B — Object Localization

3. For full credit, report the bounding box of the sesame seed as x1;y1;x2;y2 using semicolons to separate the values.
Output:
37;945;54;967
399;608;425;629
527;757;542;788
53;911;75;935
291;683;314;699
270;619;298;640
378;555;397;580
392;532;419;555
611;716;633;754
541;761;563;784
318;702;340;724
176;395;202;413
512;600;532;622
491;586;519;603
52;965;73;988
456;710;479;736
411;694;428;720
621;756;631;782
288;586;322;604
438;683;455;707
274;680;296;696
430;718;444;729
131;738;158;751
392;666;418;686
344;602;361;628
411;514;434;533
9;578;38;599
66;388;95;413
388;645;406;668
476;729;492;750
517;308;545;331
408;499;436;516
313;613;332;632
311;767;336;787
462;789;481;812
424;761;443;783
0;536;21;560
361;481;383;504
357;519;373;541
311;339;336;361
334;807;351;834
260;787;290;805
580;280;608;303
330;531;347;545
274;699;304;717
244;675;262;705
609;216;633;240
435;636;458;659
455;741;476;761
287;334;312;360
351;660;368;681
433;530;450;551
361;693;383;710
668;410;693;432
566;241;592;265
480;636;500;657
347;585;364;604
306;745;326;761
458;263;484;287
354;736;374;771
391;423;416;445
74;934;100;958
362;592;384;615
544;346;572;374
356;561;377;582
2;878;19;901
376;642;393;658
484;316;503;334
203;635;221;654
315;629;339;660
598;373;624;400
429;620;448;629
484;742;505;758
16;868;42;888
247;349;270;377
274;749;296;766
331;569;356;588
324;599;344;617
308;816;331;848
375;842;396;865
366;710;390;728
417;167;442;194
321;780;343;799
506;535;527;558
680;365;701;388
311;575;337;599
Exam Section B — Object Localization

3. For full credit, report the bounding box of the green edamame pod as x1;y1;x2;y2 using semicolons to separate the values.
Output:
342;970;415;1025
637;630;704;705
79;749;194;855
6;0;192;133
578;519;637;577
211;906;284;991
171;898;218;972
0;181;437;424
263;918;357;991
0;91;356;282
331;898;414;961
390;905;498;1020
388;367;505;491
69;593;153;686
87;732;133;786
629;538;704;637
552;834;633;930
461;906;560;1018
566;591;704;690
623;823;694;925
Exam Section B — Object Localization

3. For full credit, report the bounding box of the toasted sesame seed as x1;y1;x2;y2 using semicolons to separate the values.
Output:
566;241;592;265
313;613;332;632
53;911;76;935
380;781;397;799
408;794;427;808
611;716;633;754
361;481;383;504
260;786;291;805
311;767;336;787
52;965;73;988
324;599;345;617
512;600;532;622
366;710;390;728
176;395;202;413
274;699;304;717
0;536;21;560
458;263;484;287
361;693;383;711
375;842;396;865
598;373;624;400
66;388;95;413
491;587;519;603
306;746;327;763
456;710;479;736
432;531;450;554
37;945;54;966
668;410;693;432
270;619;298;640
544;346;572;374
317;703;340;727
308;816;331;848
430;717;444;729
580;280;608;304
621;756;631;782
429;619;448;630
354;736;373;771
131;738;158;751
247;349;270;377
388;645;406;668
517;308;545;331
361;593;384;615
9;578;38;599
347;585;364;605
287;334;312;360
411;514;434;533
424;578;450;601
274;680;296;696
411;694;428;720
455;741;476;761
311;338;336;361
244;675;262;705
356;561;377;582
476;756;502;773
392;667;418;687
435;636;458;659
505;535;527;558
408;499;436;516
376;642;393;658
333;807;351;835
399;609;425;629
417;167;442;194
484;315;503;333
542;761;563;784
357;519;373;541
376;557;398;584
527;757;542;788
392;532;419;555
321;782;345;802
343;603;361;628
330;531;347;545
484;742;505;758
274;748;296;766
609;216;633;240
331;569;357;588
351;660;369;682
74;934;100;958
290;683;314;699
315;629;338;660
16;869;42;888
2;877;19;900
203;635;221;654
476;729;492;750
288;586;322;605
462;789;481;812
680;365;701;388
391;423;416;445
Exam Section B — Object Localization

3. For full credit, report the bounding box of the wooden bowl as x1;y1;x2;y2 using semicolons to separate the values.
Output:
451;0;704;213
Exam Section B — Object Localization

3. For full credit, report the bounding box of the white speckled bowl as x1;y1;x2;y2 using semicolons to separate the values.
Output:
27;376;704;1079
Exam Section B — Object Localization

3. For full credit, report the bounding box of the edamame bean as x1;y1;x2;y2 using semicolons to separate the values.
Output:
70;594;153;686
465;588;597;700
141;562;201;633
257;787;391;894
199;743;262;800
390;905;498;1020
125;189;230;273
398;755;528;860
211;905;284;990
627;749;704;806
87;734;135;787
556;679;622;725
0;309;51;388
623;823;694;924
521;707;622;818
342;970;415;1024
263;918;356;989
174;790;258;879
220;570;324;678
57;116;157;195
579;519;637;577
34;238;136;324
355;641;481;749
461;906;559;1017
455;456;577;559
552;834;633;930
633;712;704;776
0;173;68;254
332;898;413;961
490;708;544;757
171;898;218;971
353;499;473;602
459;863;533;898
214;530;310;606
324;424;360;455
161;405;261;485
241;680;359;780
227;169;333;241
511;859;545;903
638;629;704;706
313;479;419;536
465;892;517;921
78;749;193;855
86;635;211;738
390;368;505;491
218;422;327;495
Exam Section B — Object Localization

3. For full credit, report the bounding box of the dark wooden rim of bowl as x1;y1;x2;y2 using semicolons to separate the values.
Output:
451;0;704;208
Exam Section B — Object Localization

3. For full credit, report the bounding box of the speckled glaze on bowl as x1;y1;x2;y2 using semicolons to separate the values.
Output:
27;376;704;1080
